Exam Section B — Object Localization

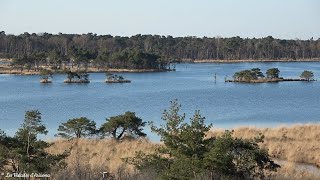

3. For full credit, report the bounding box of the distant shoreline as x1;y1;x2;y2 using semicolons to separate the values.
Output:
0;66;170;75
1;58;319;75
191;59;320;63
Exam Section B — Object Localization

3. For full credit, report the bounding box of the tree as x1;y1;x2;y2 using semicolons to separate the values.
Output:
66;70;75;81
126;100;279;179
76;70;90;81
0;130;7;170
40;68;53;82
300;70;314;81
203;131;278;179
100;111;146;139
251;68;265;79
5;110;67;174
15;110;48;158
11;56;27;72
56;117;96;139
266;68;280;79
233;68;265;81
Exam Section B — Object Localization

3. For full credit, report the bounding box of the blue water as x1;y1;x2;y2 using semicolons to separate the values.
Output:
0;62;319;140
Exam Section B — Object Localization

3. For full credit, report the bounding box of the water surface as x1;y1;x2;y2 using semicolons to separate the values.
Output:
0;62;319;140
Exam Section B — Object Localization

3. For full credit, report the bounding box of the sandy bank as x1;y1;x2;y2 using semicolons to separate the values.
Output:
0;66;169;75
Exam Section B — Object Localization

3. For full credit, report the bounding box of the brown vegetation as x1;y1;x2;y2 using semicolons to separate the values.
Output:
46;138;156;179
207;124;320;167
46;124;320;179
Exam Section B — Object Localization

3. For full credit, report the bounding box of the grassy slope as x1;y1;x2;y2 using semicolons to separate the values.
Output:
47;124;320;179
207;124;320;167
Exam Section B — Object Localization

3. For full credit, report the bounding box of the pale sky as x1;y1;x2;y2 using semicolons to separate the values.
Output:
0;0;319;39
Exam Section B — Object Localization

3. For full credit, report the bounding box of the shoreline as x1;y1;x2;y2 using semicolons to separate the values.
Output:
1;59;319;75
0;67;170;75
225;78;316;83
192;59;320;63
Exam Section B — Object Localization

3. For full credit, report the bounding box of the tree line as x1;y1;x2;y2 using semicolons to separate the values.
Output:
1;31;320;70
0;101;280;179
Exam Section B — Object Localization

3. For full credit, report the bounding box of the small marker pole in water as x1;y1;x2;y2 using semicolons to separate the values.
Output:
214;73;217;83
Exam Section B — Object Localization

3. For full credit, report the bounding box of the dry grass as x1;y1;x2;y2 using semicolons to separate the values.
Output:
271;162;320;180
47;124;320;179
207;124;320;167
47;138;157;178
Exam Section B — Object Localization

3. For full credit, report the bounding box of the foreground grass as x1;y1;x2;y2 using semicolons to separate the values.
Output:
207;124;320;167
47;124;320;179
47;138;157;179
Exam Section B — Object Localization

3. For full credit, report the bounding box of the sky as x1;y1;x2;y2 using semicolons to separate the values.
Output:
0;0;319;39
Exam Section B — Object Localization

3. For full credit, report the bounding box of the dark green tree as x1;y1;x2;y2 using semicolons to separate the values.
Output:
100;111;146;139
56;117;96;139
251;68;265;79
233;68;265;81
40;68;53;82
15;110;48;158
0;130;7;171
66;71;75;81
266;68;280;79
300;70;314;81
0;111;68;174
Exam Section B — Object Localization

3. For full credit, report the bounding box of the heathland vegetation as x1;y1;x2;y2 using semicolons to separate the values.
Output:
1;101;319;179
1;31;320;74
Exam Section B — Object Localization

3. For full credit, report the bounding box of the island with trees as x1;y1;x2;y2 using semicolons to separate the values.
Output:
105;73;131;83
226;68;316;83
39;68;53;83
63;70;90;83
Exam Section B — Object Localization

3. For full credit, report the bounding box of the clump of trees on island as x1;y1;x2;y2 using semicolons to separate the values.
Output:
0;100;280;179
63;70;90;83
39;68;53;83
230;68;315;83
39;70;133;84
105;73;131;83
1;31;320;73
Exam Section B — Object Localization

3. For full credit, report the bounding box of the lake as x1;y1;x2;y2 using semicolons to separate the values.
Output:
0;62;319;140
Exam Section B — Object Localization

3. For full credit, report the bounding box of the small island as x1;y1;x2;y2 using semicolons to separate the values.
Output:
64;71;90;83
39;69;53;83
105;73;131;83
226;68;316;83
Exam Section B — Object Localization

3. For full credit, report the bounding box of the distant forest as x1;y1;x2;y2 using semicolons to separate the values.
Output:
0;31;320;69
